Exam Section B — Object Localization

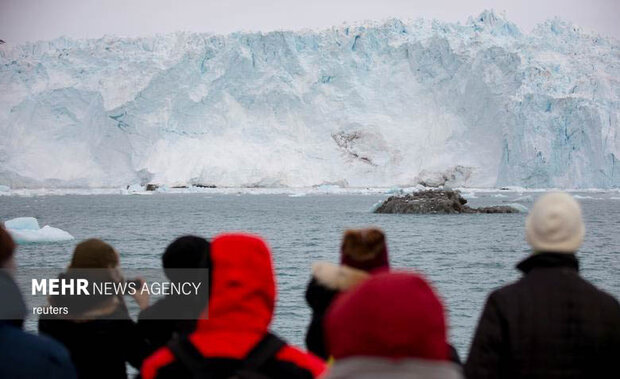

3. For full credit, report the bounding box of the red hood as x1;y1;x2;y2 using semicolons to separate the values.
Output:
196;233;275;334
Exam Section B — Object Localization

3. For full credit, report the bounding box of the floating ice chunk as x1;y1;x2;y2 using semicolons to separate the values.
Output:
0;185;10;193
289;193;307;197
461;192;477;199
369;199;385;212
5;217;41;230
504;203;529;213
4;217;74;244
573;195;595;199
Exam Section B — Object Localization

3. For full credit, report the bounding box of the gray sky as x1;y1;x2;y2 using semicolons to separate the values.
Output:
1;0;618;44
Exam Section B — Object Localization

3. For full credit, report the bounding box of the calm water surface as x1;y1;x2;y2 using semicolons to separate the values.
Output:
2;192;619;358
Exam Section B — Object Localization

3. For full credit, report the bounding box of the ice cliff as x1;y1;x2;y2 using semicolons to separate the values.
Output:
0;10;618;189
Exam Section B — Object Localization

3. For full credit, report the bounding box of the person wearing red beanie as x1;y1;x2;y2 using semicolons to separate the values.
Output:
304;228;389;359
324;272;462;379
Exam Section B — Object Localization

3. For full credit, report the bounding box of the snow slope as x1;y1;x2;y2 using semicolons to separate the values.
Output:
0;11;618;189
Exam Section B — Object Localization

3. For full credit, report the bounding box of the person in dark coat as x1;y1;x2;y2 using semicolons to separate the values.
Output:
466;192;620;379
0;225;77;379
305;228;389;359
137;236;210;349
324;271;463;379
141;233;326;379
38;239;152;379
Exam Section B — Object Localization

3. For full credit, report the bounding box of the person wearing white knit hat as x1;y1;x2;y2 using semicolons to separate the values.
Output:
466;191;620;378
525;192;585;253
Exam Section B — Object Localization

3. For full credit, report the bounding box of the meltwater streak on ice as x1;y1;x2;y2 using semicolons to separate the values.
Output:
0;10;618;189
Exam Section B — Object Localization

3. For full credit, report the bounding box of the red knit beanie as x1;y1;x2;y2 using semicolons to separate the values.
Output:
325;272;449;361
339;228;389;272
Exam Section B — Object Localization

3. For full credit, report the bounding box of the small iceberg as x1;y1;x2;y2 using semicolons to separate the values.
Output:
4;217;74;244
504;203;529;213
573;195;596;200
289;193;307;197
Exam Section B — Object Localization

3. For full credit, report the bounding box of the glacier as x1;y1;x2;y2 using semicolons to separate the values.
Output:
0;10;618;189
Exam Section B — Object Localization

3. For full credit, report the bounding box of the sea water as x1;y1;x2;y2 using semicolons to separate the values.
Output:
1;192;619;358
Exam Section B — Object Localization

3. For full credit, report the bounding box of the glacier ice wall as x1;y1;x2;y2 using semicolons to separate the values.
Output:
0;11;618;188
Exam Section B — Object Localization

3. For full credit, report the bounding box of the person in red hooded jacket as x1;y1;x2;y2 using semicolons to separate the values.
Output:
324;272;462;379
141;233;326;379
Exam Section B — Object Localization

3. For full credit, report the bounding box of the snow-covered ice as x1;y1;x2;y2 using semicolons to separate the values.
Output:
0;11;618;190
4;217;75;244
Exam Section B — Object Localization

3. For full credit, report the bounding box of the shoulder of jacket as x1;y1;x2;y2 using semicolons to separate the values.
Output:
141;346;176;379
276;345;327;378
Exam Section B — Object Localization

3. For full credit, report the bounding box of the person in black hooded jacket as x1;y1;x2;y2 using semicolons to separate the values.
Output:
137;236;210;349
466;192;620;379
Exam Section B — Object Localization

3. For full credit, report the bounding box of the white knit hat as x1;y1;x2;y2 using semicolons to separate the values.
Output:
526;192;585;254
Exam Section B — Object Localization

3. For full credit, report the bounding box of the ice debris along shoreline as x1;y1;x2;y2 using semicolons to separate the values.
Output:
1;185;620;198
4;217;74;244
374;190;522;214
0;10;618;189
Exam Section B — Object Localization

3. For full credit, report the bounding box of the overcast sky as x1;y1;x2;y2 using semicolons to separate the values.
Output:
1;0;618;44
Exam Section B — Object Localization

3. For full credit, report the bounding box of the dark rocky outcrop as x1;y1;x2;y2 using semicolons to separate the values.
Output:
374;190;520;214
145;184;159;191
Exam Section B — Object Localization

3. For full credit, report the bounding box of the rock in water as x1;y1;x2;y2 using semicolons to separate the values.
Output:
373;190;520;214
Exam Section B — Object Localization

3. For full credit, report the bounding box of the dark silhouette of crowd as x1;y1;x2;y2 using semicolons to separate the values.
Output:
0;191;618;379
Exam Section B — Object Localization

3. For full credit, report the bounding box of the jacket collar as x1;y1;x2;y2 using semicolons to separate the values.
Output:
311;262;370;291
517;252;579;274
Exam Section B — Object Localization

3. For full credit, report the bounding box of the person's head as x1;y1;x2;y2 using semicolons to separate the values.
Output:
162;235;210;282
69;239;119;269
326;272;449;361
194;233;275;333
526;192;585;254
340;228;389;272
57;239;121;315
0;225;16;271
